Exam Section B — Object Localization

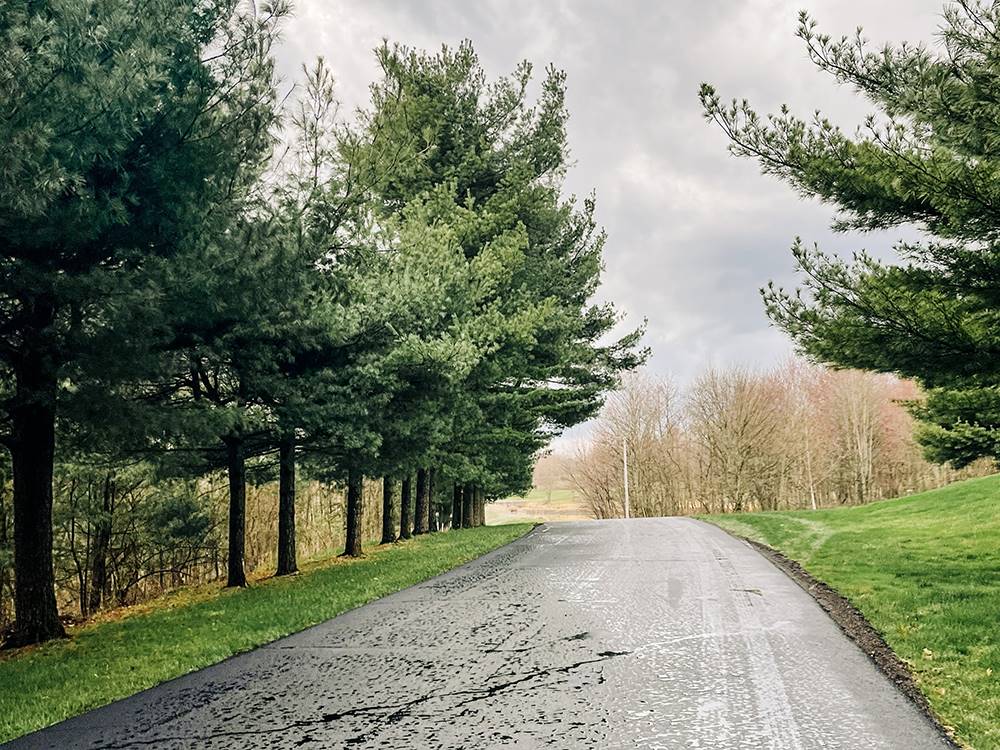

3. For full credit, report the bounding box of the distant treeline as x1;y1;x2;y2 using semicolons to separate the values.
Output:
566;362;992;518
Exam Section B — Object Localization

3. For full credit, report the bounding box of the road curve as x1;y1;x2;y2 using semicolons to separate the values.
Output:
7;518;950;749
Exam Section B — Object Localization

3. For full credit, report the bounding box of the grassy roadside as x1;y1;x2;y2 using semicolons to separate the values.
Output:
706;476;999;750
0;523;533;743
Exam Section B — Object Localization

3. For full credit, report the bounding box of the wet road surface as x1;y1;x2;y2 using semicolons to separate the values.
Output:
7;518;951;749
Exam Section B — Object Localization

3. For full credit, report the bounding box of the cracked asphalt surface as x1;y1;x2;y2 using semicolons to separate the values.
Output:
7;518;951;749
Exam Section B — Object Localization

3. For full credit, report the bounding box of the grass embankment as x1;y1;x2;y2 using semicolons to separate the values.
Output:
707;476;999;750
0;523;533;743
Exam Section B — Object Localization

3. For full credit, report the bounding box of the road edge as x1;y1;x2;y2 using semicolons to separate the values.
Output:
0;523;542;747
738;536;963;749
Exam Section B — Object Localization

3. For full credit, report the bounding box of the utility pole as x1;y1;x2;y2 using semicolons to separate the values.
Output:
623;435;630;519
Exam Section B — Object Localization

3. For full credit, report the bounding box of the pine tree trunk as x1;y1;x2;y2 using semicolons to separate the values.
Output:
7;311;65;646
427;468;438;532
474;486;486;527
225;437;248;587
462;482;474;529
343;467;363;557
0;484;8;628
88;473;113;615
276;435;297;576
451;482;462;530
399;476;413;540
413;468;429;535
380;477;396;544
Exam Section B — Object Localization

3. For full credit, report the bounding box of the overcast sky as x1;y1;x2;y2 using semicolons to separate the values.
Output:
274;0;946;446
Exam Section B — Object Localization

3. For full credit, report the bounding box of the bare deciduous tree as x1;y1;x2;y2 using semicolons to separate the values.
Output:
568;361;991;518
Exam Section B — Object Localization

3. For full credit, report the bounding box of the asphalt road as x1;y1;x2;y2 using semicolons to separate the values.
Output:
7;518;951;749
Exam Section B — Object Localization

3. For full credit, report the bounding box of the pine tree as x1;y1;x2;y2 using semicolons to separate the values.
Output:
700;2;1000;470
355;42;644;508
0;0;285;645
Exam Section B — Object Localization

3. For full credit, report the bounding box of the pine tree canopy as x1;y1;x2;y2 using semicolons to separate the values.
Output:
701;1;1000;467
0;12;642;643
354;41;645;495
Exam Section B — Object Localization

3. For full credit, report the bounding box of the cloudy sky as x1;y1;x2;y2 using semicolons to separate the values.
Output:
274;0;945;444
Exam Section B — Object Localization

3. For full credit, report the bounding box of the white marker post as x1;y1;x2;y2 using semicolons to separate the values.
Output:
623;435;631;519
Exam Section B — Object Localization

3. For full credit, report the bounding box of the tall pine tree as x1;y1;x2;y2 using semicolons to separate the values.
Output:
0;0;285;645
357;42;645;504
701;2;1000;471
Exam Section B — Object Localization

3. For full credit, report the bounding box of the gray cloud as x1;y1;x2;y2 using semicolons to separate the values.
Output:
276;0;944;443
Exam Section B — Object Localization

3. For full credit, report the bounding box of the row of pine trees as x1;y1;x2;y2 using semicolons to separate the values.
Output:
0;2;642;645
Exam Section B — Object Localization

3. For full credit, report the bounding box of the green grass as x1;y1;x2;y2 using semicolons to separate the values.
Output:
705;476;999;749
504;487;580;504
0;524;533;743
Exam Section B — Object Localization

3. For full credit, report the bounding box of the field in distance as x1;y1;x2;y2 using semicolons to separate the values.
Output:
486;487;592;524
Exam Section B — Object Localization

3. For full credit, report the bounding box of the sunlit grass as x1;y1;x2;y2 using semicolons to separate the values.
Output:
0;524;533;743
707;476;999;749
504;487;580;504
